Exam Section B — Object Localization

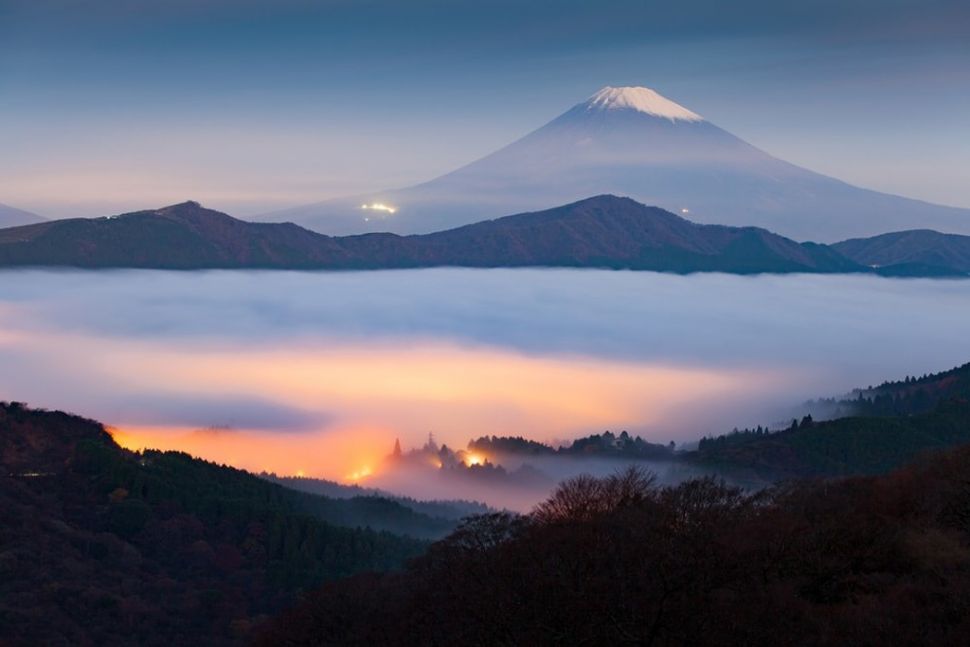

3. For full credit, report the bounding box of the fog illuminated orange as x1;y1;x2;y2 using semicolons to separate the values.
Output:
3;327;789;482
110;423;392;483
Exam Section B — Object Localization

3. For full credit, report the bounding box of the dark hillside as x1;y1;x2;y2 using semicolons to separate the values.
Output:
691;362;970;483
0;196;869;274
834;229;970;275
258;452;970;646
0;402;429;645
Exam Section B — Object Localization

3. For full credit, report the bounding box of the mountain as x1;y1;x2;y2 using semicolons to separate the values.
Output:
0;202;44;228
0;201;356;269
396;195;862;273
0;401;447;645
0;196;867;274
834;229;970;276
263;86;970;242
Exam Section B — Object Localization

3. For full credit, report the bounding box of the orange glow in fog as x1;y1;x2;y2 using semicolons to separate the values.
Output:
10;330;786;482
109;424;390;483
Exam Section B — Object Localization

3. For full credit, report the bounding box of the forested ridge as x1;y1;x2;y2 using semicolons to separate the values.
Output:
0;402;430;645
692;362;970;482
3;196;967;276
469;430;676;459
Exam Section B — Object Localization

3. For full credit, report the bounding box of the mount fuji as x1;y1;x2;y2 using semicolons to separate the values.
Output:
264;86;970;242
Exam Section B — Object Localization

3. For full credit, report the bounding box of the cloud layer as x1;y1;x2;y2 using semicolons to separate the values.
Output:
2;267;969;489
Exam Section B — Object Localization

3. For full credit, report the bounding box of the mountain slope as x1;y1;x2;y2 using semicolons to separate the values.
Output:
0;202;44;228
0;196;867;274
406;195;861;273
692;361;970;483
834;229;970;275
264;86;970;242
0;402;434;645
0;201;357;269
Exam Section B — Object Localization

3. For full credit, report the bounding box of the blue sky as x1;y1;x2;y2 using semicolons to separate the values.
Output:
1;0;968;217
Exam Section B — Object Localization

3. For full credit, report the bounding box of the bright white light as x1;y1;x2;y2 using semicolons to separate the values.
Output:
360;202;397;214
680;208;690;214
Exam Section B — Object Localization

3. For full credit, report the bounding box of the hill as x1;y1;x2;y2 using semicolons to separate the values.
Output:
0;402;444;645
691;362;970;483
403;196;862;273
458;362;970;488
264;86;970;242
0;195;907;275
0;201;354;269
834;229;970;276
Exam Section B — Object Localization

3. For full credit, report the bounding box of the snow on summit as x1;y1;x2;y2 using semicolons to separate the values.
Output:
585;86;703;122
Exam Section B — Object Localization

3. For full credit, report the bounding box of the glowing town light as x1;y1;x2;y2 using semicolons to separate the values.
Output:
360;202;397;214
347;466;373;481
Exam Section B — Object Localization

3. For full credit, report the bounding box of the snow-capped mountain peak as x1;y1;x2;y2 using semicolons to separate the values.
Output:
264;84;970;242
584;86;703;122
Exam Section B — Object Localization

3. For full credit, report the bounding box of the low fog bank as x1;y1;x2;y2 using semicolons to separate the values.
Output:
1;267;969;466
367;455;719;512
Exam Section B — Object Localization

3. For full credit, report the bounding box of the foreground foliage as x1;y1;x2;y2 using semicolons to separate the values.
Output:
262;451;970;646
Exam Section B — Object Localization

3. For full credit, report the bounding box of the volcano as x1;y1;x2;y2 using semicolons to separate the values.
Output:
264;86;970;242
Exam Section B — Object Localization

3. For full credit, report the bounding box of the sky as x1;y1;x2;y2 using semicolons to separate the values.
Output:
1;0;968;218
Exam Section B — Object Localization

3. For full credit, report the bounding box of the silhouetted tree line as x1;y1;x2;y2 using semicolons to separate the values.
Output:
468;435;555;455
470;430;676;459
259;446;970;646
697;416;814;451
808;361;970;418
